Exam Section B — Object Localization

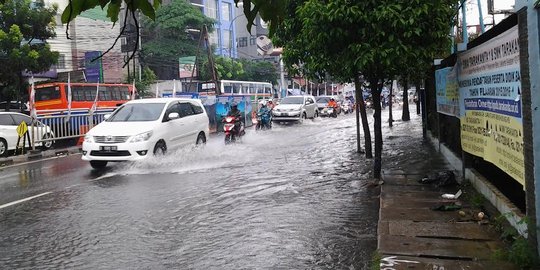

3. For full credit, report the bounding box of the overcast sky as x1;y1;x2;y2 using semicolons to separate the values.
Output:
465;0;515;27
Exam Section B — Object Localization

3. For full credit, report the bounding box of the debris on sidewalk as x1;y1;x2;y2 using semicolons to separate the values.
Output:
441;189;462;199
418;170;457;187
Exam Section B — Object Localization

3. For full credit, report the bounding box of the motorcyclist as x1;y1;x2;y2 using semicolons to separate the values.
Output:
227;102;243;134
257;101;272;128
327;98;338;109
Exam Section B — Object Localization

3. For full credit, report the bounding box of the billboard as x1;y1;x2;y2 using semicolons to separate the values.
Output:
179;56;197;78
84;51;103;83
435;65;459;117
457;25;524;186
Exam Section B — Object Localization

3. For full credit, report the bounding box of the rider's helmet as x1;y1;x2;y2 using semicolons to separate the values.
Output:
260;100;267;107
231;102;238;111
330;97;335;101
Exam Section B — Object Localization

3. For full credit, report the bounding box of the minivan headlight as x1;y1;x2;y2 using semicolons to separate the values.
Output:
129;131;153;143
84;135;94;143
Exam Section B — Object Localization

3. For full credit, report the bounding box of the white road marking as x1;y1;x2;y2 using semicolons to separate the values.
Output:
0;192;52;210
0;153;82;170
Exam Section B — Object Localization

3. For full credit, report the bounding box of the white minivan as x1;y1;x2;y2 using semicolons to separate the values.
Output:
82;98;209;169
272;95;318;122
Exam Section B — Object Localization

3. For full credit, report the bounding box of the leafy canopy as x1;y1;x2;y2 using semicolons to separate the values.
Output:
59;0;286;35
0;0;59;99
140;0;215;79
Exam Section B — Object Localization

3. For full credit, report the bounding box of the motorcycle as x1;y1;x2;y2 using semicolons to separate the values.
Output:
328;106;338;118
255;110;272;130
223;116;245;144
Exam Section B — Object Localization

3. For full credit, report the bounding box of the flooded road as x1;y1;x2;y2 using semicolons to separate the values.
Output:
0;114;380;269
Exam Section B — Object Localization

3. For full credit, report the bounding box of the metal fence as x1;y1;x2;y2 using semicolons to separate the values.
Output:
32;112;109;145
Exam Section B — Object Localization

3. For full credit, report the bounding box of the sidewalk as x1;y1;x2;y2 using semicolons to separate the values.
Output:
377;115;518;269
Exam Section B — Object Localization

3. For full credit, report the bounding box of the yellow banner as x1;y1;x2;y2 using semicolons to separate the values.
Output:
461;110;524;185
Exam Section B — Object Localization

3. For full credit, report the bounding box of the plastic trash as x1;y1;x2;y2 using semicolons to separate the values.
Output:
441;189;462;199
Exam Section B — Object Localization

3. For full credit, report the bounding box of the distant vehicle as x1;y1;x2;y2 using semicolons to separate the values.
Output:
272;95;318;122
198;80;273;101
82;98;209;169
32;82;135;115
0;112;55;157
0;101;29;114
316;96;342;116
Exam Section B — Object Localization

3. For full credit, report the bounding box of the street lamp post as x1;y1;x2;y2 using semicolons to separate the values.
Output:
229;13;245;59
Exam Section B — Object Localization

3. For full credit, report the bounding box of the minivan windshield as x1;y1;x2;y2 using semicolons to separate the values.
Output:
280;97;304;104
107;103;165;122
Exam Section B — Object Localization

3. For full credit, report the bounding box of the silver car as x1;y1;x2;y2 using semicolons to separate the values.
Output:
272;95;318;122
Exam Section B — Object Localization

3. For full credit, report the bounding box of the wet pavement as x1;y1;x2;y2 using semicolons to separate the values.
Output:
377;113;518;269
0;113;380;269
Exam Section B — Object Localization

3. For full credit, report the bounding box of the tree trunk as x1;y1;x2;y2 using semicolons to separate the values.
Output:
371;79;383;179
415;80;421;115
388;80;394;127
402;79;410;121
354;75;372;158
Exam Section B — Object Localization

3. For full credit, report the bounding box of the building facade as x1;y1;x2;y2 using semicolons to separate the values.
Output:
43;0;126;82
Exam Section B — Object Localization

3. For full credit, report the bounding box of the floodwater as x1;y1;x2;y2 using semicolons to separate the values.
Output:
0;113;381;269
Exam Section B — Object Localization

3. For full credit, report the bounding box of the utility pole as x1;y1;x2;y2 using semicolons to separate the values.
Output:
202;25;220;95
461;0;468;44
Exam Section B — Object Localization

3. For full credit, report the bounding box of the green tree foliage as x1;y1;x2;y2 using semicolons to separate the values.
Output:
0;0;59;107
199;56;244;81
238;59;278;85
127;67;157;98
199;56;278;84
141;0;215;79
274;0;456;179
60;0;286;36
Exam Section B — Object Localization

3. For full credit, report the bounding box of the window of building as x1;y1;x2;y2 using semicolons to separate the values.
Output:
207;0;218;19
223;30;231;50
250;36;256;45
238;37;248;47
221;2;231;21
209;31;219;48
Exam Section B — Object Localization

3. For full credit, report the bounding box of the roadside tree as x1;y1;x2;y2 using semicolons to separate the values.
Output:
141;0;215;79
277;0;456;179
0;0;58;110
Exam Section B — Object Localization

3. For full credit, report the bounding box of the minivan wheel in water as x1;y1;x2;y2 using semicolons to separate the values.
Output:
153;140;167;155
196;132;206;145
0;138;7;157
90;160;108;169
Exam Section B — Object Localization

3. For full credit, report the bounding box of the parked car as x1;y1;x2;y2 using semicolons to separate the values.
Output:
272;95;318;122
316;95;342;116
0;112;55;157
0;101;30;114
82;98;209;169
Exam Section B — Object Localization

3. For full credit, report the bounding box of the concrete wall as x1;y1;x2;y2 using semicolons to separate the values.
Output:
515;0;540;251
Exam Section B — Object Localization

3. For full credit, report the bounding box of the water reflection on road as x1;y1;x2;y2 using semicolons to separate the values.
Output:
0;114;379;269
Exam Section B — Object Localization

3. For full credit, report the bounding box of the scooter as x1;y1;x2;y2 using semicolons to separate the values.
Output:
256;110;272;130
223;116;245;144
329;106;338;118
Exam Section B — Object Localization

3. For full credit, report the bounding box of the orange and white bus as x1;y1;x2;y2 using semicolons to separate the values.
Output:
33;82;135;115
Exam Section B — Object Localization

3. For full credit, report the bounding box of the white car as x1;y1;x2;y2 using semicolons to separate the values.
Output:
82;98;209;169
272;95;318;122
0;112;55;157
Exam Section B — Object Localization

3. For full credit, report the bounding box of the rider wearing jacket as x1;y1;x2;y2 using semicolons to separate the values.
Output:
327;98;338;109
227;102;243;133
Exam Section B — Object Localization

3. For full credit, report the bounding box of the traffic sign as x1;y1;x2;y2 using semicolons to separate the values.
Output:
16;121;28;138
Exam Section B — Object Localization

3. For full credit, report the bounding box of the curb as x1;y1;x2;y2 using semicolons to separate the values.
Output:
0;146;82;168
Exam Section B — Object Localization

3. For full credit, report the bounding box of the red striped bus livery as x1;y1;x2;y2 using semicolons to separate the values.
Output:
32;82;135;115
